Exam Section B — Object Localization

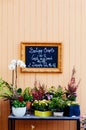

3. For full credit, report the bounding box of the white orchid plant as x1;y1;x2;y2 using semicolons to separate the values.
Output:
8;59;26;88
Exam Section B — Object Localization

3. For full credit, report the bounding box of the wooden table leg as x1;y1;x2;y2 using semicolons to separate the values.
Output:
8;119;15;130
77;119;80;130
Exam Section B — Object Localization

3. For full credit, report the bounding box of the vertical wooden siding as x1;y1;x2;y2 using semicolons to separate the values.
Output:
0;0;86;129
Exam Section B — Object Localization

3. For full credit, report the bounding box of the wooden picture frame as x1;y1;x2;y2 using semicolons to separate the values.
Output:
20;42;62;73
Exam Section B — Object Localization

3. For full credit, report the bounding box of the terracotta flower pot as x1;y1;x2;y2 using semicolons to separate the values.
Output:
26;102;32;109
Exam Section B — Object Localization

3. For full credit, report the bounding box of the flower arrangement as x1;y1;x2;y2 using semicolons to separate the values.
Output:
8;59;26;88
65;67;81;101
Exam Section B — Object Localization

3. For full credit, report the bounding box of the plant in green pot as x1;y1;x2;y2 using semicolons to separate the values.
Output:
32;99;52;117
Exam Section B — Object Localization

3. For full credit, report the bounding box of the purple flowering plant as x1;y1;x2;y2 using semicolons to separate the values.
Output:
65;67;81;101
31;80;46;100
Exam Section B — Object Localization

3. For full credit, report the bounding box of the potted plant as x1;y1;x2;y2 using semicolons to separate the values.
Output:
65;67;81;101
32;99;52;117
49;97;66;117
11;96;26;117
0;78;27;116
23;87;33;109
64;100;80;117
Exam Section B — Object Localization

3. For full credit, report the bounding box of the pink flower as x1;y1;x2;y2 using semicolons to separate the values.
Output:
65;67;81;95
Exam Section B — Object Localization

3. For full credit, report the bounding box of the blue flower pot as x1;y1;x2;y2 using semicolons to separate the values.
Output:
64;105;80;117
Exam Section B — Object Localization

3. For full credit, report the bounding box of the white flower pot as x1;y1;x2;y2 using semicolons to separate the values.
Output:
53;111;64;117
12;107;26;117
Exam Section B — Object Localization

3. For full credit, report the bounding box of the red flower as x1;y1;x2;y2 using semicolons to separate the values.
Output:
18;96;24;102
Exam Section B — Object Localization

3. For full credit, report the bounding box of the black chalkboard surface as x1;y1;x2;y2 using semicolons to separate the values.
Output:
25;46;58;68
21;42;62;73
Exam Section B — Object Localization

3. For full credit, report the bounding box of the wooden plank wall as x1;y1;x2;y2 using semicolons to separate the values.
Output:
0;0;86;130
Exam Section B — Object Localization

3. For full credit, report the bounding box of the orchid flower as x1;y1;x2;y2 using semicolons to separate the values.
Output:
9;59;26;88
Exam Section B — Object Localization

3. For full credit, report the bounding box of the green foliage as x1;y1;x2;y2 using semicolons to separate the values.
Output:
17;88;22;94
53;85;64;98
0;78;14;100
47;86;57;93
23;94;33;102
23;87;30;95
49;97;66;112
12;99;26;108
66;100;79;106
23;87;33;102
0;78;25;101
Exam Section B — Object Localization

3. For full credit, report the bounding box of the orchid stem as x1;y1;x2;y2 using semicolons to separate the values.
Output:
12;70;14;86
15;65;17;88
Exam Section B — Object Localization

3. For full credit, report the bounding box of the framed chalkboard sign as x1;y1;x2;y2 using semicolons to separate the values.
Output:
20;42;62;73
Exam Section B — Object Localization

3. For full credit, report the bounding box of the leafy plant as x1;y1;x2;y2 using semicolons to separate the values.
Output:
49;97;66;112
66;100;79;106
53;85;64;98
23;94;33;102
0;78;26;102
0;78;14;100
23;87;33;102
12;96;26;108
